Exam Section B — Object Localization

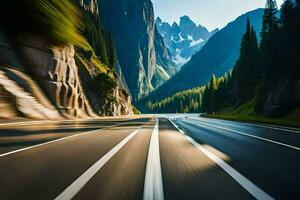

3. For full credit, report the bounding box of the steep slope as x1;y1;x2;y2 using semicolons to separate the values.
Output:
149;9;264;101
153;27;178;87
99;0;178;99
0;0;133;119
156;16;218;67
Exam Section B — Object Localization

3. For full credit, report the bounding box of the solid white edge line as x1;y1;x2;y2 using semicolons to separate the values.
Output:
169;119;275;200
0;118;132;127
0;121;131;158
55;128;140;200
0;120;52;127
189;116;300;134
186;119;300;151
169;119;185;134
143;118;164;200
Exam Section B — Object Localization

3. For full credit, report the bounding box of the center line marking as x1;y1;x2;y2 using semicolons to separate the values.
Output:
143;118;164;200
169;119;275;200
55;128;141;200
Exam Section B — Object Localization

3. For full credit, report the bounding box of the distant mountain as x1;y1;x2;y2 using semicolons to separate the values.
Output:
156;16;218;67
148;9;264;101
99;0;178;99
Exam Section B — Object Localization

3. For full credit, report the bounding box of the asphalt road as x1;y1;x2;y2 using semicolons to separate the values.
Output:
0;115;299;200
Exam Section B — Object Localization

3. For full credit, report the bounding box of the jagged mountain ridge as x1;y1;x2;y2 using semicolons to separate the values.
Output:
99;0;178;99
156;16;218;67
147;9;264;101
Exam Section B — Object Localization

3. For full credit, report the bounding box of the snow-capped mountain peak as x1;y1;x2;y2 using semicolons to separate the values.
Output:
156;16;218;67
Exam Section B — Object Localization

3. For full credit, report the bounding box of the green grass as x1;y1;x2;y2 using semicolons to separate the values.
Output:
75;54;92;75
205;101;300;128
132;105;141;115
90;54;113;78
75;47;115;79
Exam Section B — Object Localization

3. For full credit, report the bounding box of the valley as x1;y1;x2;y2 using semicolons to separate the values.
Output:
0;0;299;199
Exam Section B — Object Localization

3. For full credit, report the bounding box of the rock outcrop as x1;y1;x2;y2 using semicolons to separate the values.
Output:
263;76;300;116
76;49;133;116
0;32;61;119
0;30;133;119
19;39;96;118
0;68;61;119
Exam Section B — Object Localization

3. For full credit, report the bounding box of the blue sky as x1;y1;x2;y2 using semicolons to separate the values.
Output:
152;0;284;31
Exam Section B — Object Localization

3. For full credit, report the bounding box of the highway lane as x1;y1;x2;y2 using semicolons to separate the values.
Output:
73;122;153;200
0;114;298;200
159;118;255;200
0;118;153;199
187;116;300;148
174;116;300;200
0;117;140;155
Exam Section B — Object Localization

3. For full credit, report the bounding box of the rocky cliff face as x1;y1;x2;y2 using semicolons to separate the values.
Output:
0;0;134;119
99;0;178;99
0;31;132;119
263;76;300;116
75;48;133;116
0;32;62;119
153;28;178;87
19;38;96;118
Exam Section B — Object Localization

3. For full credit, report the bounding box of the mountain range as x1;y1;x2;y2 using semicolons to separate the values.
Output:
147;8;264;101
0;0;287;120
156;16;218;67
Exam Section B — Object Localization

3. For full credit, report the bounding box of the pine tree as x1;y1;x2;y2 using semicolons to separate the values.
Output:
281;0;300;75
260;0;279;68
280;0;294;29
215;79;225;111
201;85;210;113
260;0;279;75
231;18;261;105
210;74;218;90
107;34;117;69
249;26;262;85
203;75;218;114
260;0;279;45
255;0;280;112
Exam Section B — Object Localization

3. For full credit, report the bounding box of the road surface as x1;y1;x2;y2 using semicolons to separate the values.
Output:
0;115;299;200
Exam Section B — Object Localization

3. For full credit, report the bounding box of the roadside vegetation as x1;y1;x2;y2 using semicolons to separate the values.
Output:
201;0;300;127
205;105;300;128
145;87;205;113
143;0;300;127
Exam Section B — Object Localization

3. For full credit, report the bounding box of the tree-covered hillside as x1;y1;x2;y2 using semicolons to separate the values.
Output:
143;0;300;124
81;9;117;70
202;0;300;117
144;87;204;113
146;9;264;102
